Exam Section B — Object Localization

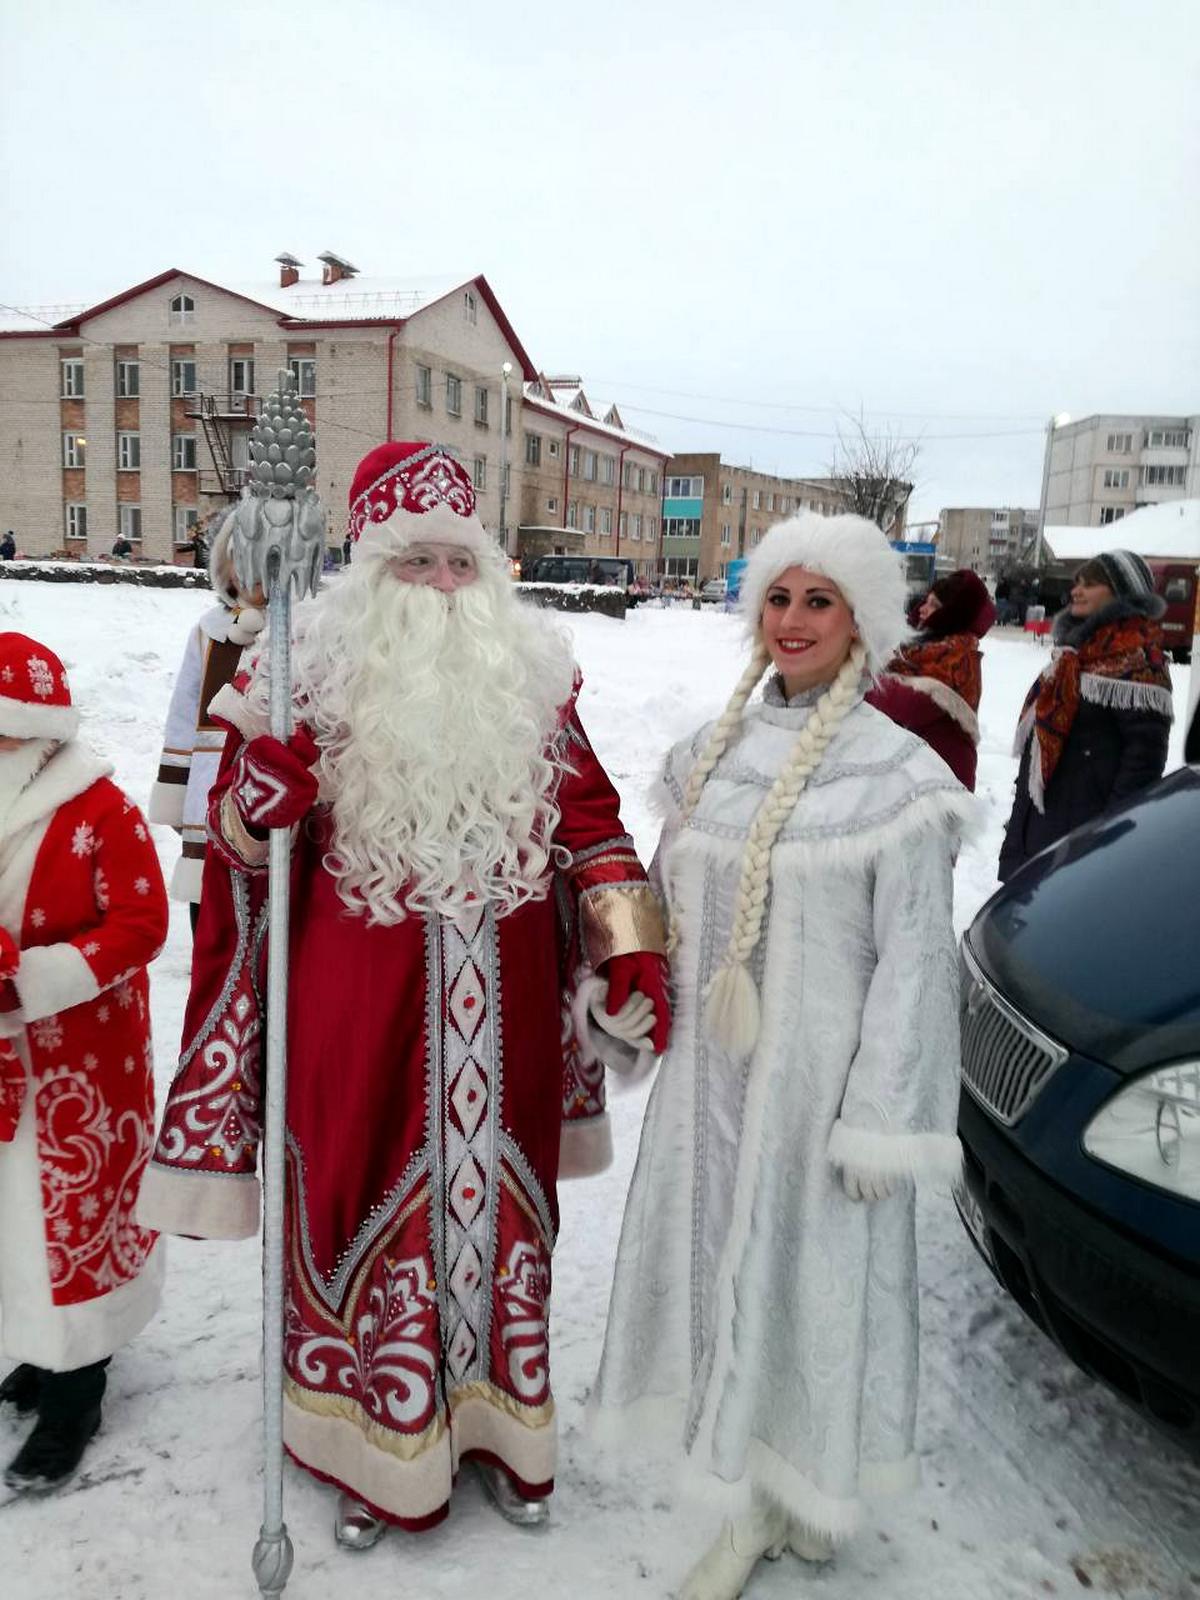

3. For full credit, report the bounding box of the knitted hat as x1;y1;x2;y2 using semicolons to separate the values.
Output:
0;634;78;740
740;513;908;677
1087;550;1166;615
347;441;498;564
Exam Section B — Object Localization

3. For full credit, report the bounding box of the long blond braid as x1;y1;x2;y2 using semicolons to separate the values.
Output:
680;642;772;822
703;643;867;1056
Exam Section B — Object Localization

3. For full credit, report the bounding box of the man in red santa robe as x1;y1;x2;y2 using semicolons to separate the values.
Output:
0;633;167;1492
139;442;669;1548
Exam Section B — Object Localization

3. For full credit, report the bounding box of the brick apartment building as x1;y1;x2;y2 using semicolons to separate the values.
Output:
516;377;668;579
659;453;889;583
937;506;1038;574
0;253;542;561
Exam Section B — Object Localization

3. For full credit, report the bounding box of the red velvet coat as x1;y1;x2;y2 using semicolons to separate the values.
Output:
0;743;167;1370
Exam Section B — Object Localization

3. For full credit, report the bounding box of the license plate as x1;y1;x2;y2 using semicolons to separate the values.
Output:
956;1183;992;1263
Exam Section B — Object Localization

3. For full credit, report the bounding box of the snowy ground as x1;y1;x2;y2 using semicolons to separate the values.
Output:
0;582;1197;1600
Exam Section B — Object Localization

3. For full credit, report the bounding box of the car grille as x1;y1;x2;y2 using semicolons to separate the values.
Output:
960;942;1068;1125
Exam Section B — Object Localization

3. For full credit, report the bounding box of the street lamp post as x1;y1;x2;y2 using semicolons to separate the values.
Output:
498;361;513;557
1033;412;1072;569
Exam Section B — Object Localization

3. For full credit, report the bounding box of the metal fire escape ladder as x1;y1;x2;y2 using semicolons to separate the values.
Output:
197;394;236;493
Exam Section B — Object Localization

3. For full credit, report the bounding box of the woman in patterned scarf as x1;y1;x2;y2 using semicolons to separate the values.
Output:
999;550;1173;882
868;568;995;790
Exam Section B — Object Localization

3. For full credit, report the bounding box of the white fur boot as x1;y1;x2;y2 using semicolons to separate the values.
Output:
678;1500;788;1600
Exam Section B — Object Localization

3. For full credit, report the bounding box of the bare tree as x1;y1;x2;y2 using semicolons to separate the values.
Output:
828;415;919;533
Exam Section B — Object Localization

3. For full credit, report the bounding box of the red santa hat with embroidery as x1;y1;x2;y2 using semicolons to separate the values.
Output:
346;440;504;568
0;633;78;741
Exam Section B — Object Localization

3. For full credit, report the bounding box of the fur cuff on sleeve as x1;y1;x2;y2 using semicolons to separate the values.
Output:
148;778;186;828
136;1162;261;1240
14;943;100;1023
828;1117;962;1188
559;1112;613;1180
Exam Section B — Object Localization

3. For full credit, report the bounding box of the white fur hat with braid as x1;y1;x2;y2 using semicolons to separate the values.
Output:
739;512;908;677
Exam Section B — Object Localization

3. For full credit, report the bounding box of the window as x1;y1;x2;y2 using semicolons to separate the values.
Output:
623;463;635;491
120;505;142;542
64;503;87;540
722;483;732;504
619;511;627;540
646;516;657;541
171;358;197;396
583;504;596;533
1147;428;1190;448
174;506;199;545
721;523;732;546
752;490;762;509
636;467;647;494
631;514;643;541
779;496;790;513
649;471;659;495
663;517;702;538
583;450;597;482
1102;468;1129;489
288;358;316;398
116;360;140;398
566;500;579;529
1099;506;1126;525
472;455;487;490
445;374;462;416
169;293;195;326
599;507;613;536
568;445;581;477
416;364;432;407
464;289;477;324
1106;432;1132;453
62;432;86;467
548;439;560;458
229;358;255;396
525;433;542;467
601;454;615;486
60;358;84;397
1141;464;1187;487
1164;577;1192;602
117;432;141;470
474;386;489;425
547;496;558;514
173;434;198;470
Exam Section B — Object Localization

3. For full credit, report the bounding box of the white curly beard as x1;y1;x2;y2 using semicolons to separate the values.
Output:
280;553;577;925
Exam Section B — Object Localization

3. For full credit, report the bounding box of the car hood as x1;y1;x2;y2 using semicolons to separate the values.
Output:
969;767;1200;1074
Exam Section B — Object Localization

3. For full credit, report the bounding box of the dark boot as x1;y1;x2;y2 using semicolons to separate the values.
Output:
4;1359;108;1494
0;1364;45;1417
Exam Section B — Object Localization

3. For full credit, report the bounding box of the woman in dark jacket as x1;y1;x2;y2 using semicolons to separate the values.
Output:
999;550;1173;882
867;567;995;790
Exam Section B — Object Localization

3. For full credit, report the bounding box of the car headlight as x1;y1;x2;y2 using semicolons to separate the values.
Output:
1083;1062;1200;1201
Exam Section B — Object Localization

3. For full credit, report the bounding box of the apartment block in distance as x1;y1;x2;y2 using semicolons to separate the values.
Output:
516;377;668;579
938;506;1038;574
660;453;871;582
1044;413;1200;528
0;253;538;560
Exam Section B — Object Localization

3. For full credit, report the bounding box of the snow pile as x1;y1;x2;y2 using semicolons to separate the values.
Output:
0;581;1196;1600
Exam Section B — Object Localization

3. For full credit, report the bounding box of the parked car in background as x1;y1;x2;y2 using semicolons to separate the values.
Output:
524;555;635;588
1149;560;1197;663
957;761;1200;1454
699;578;727;604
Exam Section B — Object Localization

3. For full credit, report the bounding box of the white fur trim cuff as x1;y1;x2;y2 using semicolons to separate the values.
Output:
169;855;205;903
559;1112;613;1179
828;1118;962;1188
892;674;980;742
148;779;186;827
14;942;100;1023
136;1162;261;1240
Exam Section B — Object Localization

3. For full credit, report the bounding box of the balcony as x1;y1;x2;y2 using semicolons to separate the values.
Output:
184;392;259;421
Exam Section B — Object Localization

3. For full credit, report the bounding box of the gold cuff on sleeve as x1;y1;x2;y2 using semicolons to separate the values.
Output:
578;882;667;967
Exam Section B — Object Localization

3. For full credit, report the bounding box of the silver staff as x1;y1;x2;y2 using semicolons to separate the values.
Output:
231;371;325;1598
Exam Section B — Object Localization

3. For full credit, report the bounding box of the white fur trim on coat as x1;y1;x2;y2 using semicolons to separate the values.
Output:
14;942;100;1024
739;514;909;679
0;699;80;741
558;1112;613;1179
827;1117;962;1188
149;777;186;828
169;854;205;902
889;674;980;742
135;1162;261;1240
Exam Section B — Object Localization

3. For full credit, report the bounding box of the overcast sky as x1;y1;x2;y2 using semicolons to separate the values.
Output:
2;0;1196;523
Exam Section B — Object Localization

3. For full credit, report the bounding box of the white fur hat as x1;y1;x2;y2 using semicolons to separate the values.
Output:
739;513;908;678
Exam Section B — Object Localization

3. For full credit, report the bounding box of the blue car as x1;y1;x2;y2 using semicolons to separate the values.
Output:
957;761;1200;1452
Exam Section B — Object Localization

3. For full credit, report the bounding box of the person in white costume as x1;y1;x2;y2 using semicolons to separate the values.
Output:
591;513;974;1600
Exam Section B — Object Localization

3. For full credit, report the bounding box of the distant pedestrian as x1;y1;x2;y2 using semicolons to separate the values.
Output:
0;532;15;561
1000;551;1173;881
111;536;133;559
342;533;352;566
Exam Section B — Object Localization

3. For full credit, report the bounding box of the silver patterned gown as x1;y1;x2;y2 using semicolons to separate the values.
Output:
592;680;972;1541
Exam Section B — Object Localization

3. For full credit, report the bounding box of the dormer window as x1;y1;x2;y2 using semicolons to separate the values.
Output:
169;293;195;327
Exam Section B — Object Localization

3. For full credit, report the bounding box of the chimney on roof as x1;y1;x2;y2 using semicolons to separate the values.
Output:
275;252;303;289
317;251;360;287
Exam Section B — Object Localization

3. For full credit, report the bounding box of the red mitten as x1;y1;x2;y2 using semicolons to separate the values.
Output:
0;927;18;981
229;729;320;830
0;1039;25;1142
600;951;672;1054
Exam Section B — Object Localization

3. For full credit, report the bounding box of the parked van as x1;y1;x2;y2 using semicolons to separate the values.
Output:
1149;560;1197;663
524;555;635;588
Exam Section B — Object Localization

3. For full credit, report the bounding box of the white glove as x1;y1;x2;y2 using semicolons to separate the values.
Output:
841;1168;898;1203
587;982;657;1053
